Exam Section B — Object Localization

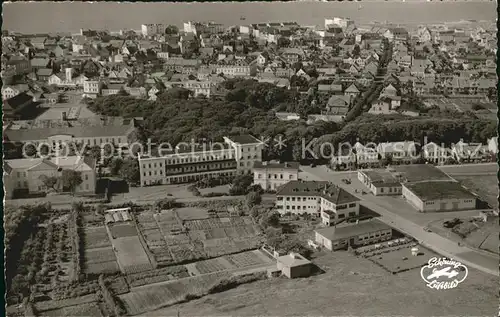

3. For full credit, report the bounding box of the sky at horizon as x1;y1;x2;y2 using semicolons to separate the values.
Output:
2;1;496;34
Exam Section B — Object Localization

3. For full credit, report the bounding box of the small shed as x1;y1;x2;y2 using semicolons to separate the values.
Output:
276;252;312;279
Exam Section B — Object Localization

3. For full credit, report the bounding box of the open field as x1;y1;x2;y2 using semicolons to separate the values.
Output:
120;271;231;315
113;236;153;274
83;226;112;249
429;217;499;255
39;302;102;317
176;207;210;220
141;251;498;317
198;185;231;196
455;175;498;210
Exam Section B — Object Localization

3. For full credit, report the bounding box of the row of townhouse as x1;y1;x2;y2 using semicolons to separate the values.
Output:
332;141;418;167
332;138;497;167
423;139;496;164
137;135;263;186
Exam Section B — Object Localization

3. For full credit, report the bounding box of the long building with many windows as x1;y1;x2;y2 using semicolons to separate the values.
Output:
138;135;263;186
275;180;360;221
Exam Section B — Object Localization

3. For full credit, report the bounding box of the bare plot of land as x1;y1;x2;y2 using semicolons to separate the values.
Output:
140;251;498;317
109;223;139;239
455;175;498;209
113;236;153;274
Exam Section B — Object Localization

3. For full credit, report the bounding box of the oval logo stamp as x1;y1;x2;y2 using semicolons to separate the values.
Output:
420;257;468;290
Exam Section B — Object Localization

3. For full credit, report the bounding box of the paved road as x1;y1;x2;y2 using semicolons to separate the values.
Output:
302;164;498;276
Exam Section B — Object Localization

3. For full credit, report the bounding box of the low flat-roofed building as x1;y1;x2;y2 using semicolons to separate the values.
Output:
253;161;299;191
402;181;476;212
358;164;454;196
276;252;312;278
315;219;393;251
357;170;402;196
390;164;453;182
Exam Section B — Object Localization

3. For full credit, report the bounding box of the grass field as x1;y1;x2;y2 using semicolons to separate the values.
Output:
84;227;111;249
109;223;140;239
176;207;210;220
429;218;499;255
455;175;498;209
35;294;98;312
120;271;231;315
140;251;498;317
367;246;439;273
198;185;231;196
85;261;120;275
39;302;102;316
113;236;153;274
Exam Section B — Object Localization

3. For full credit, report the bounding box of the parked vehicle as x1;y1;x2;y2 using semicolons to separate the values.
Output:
424;227;432;232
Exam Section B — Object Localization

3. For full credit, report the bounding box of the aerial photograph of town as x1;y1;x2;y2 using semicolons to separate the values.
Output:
2;1;498;316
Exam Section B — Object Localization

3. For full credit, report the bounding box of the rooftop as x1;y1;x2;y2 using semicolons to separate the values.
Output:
254;161;300;170
4;123;134;142
391;164;453;183
315;219;391;241
225;134;261;145
277;180;360;205
404;181;476;201
277;252;311;267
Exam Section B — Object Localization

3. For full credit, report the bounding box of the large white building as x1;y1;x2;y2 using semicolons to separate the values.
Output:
253;161;299;191
83;80;102;98
138;135;263;186
403;181;476;212
325;17;354;30
141;24;166;37
275;181;360;220
4;156;96;199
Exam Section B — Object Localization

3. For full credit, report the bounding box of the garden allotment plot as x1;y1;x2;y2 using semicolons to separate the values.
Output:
82;226;120;275
106;222;153;274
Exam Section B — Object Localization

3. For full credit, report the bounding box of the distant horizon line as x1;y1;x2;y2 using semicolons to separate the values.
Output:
4;19;493;36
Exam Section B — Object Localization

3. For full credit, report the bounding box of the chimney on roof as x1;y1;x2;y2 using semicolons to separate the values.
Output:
262;161;267;166
65;67;73;82
62;111;67;121
284;162;289;168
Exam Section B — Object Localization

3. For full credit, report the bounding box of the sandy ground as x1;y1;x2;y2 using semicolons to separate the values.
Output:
141;251;498;317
